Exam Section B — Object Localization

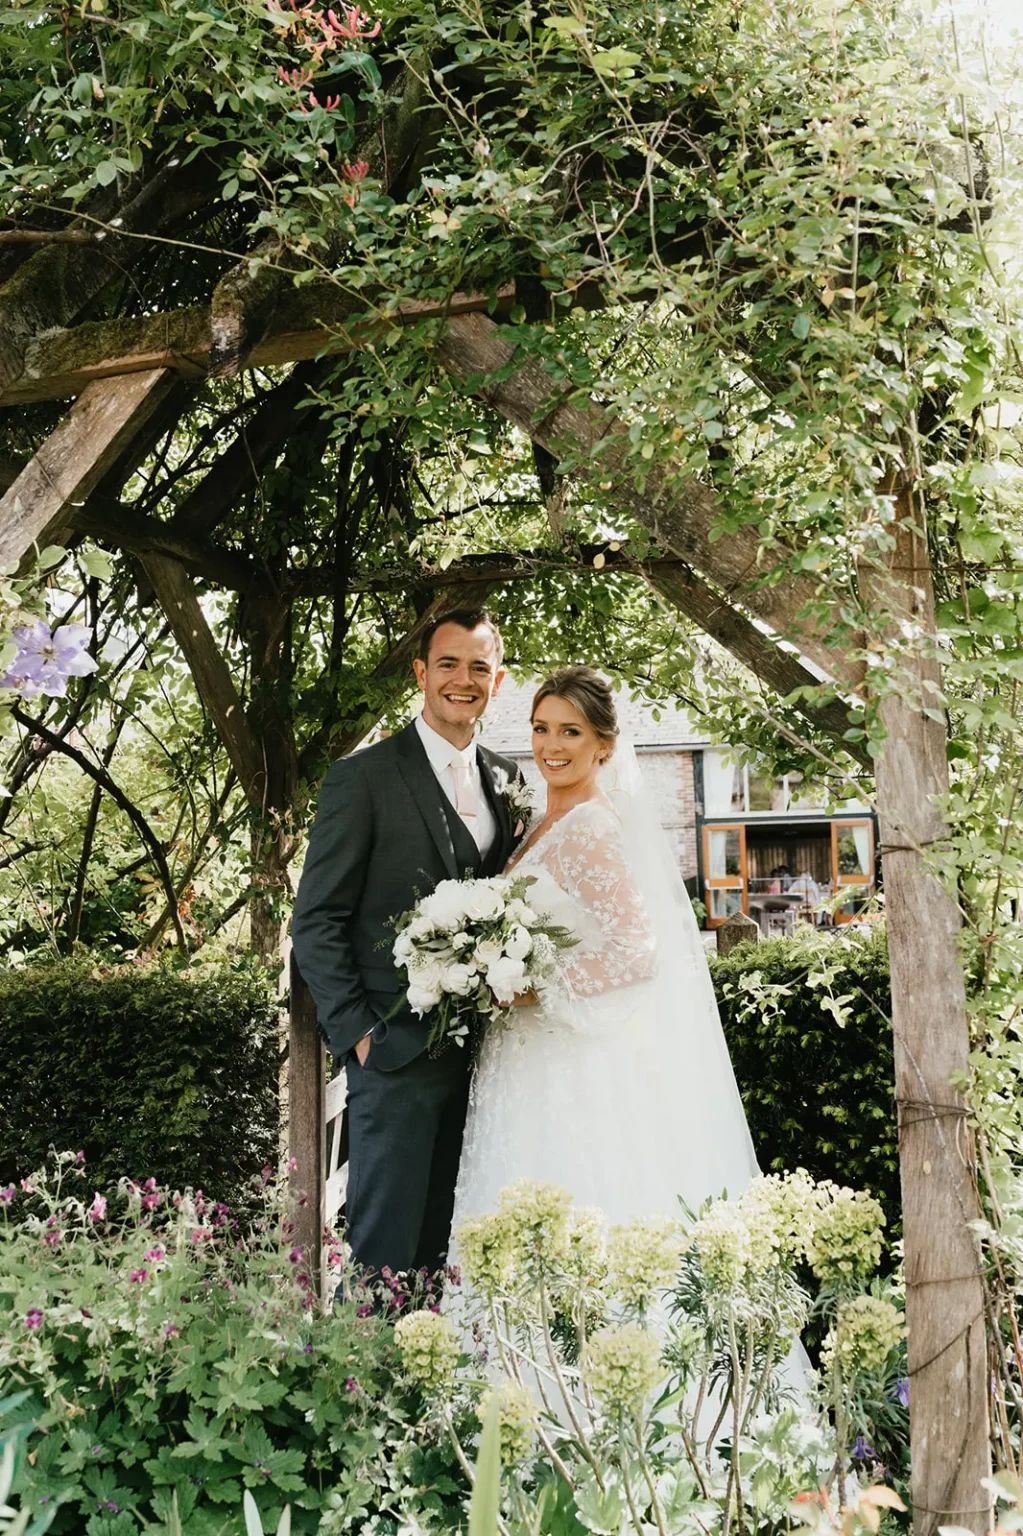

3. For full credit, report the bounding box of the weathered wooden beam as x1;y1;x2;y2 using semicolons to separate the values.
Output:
140;551;268;808
647;568;869;765
288;953;326;1288
433;312;867;694
75;502;266;592
0;156;221;396
859;491;990;1536
2;287;516;405
0;369;177;567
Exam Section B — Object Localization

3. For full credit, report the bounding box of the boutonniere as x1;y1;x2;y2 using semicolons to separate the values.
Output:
492;767;536;834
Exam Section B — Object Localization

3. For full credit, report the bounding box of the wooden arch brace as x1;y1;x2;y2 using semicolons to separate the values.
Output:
0;369;176;568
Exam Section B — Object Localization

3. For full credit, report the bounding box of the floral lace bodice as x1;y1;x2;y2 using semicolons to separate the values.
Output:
509;799;657;1001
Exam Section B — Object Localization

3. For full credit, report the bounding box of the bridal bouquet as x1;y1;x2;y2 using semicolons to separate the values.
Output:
391;874;578;1054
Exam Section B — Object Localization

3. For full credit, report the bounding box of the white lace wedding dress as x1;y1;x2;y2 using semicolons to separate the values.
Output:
451;755;760;1233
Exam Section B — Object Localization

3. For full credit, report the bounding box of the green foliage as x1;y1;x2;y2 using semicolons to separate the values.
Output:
0;1155;466;1536
710;930;898;1236
0;960;278;1212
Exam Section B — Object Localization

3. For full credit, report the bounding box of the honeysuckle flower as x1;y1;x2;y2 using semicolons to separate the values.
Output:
394;1309;460;1395
582;1324;661;1415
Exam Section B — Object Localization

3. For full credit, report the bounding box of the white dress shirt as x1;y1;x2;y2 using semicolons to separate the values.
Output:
415;713;497;858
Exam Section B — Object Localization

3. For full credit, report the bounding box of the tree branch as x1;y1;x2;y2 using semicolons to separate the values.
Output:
9;706;187;949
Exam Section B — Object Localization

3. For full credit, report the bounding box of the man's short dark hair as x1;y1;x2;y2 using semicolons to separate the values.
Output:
417;607;504;668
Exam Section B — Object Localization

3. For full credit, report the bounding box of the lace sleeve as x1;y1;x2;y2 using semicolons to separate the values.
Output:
541;805;657;998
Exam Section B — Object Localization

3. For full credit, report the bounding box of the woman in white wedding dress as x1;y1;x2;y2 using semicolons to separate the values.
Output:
451;666;760;1233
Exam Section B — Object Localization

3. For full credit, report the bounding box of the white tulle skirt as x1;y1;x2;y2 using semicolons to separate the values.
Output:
451;972;760;1235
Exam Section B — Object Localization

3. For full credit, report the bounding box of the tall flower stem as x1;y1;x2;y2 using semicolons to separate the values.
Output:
634;1417;669;1536
618;1415;647;1534
539;1286;605;1491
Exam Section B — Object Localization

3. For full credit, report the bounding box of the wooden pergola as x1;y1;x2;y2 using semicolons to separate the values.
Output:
0;109;992;1524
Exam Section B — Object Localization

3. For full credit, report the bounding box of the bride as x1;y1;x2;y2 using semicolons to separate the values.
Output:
451;665;759;1232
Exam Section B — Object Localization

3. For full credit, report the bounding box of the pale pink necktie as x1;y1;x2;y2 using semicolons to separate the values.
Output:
451;756;478;836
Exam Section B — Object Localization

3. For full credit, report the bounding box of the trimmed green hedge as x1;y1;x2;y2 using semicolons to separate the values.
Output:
710;929;899;1235
0;960;278;1209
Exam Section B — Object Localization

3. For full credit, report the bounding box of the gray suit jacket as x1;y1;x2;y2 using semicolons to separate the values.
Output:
291;722;524;1070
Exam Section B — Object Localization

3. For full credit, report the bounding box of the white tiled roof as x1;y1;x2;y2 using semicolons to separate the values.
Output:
477;675;711;757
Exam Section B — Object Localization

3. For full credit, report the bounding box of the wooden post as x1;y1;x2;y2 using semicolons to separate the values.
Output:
0;369;175;566
717;911;761;956
862;494;990;1536
288;955;326;1289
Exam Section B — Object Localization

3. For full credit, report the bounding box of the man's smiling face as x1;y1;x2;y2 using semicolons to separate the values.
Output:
413;621;505;746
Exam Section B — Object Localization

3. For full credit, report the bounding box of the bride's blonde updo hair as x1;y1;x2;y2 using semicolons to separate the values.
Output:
531;666;619;765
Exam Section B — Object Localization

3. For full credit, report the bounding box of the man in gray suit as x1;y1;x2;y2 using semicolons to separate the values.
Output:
291;609;524;1281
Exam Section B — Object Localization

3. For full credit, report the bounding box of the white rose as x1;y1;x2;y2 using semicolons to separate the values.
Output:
486;955;528;1004
393;932;416;966
421;879;470;931
504;924;533;961
451;930;472;951
406;914;434;941
462;881;506;922
440;961;478;997
408;981;442;1015
473;938;505;970
505;899;537;926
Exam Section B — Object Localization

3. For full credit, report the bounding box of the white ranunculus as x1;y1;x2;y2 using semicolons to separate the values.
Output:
505;898;537;926
462;880;506;922
504;924;533;961
440;961;478;996
421;879;470;931
474;938;505;970
451;930;472;951
487;954;528;1004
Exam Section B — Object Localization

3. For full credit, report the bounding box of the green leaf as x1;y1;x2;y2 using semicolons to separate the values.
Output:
94;161;118;186
791;311;811;340
468;1394;502;1536
591;47;642;74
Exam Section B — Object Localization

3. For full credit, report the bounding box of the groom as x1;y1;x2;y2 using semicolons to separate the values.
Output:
291;608;524;1282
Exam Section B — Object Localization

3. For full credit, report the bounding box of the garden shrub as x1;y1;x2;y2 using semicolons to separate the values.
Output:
0;960;278;1213
710;928;899;1234
0;1156;466;1535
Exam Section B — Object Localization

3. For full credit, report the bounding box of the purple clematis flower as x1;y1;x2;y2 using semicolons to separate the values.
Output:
851;1435;876;1460
1;619;97;698
892;1377;909;1408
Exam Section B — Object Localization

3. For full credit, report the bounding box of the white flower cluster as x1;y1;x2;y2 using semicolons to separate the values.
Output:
392;873;575;1052
822;1293;904;1375
690;1171;887;1297
478;1379;539;1464
581;1323;662;1416
393;1309;461;1395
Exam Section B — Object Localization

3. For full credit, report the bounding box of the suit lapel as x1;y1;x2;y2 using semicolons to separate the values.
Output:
395;724;459;879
